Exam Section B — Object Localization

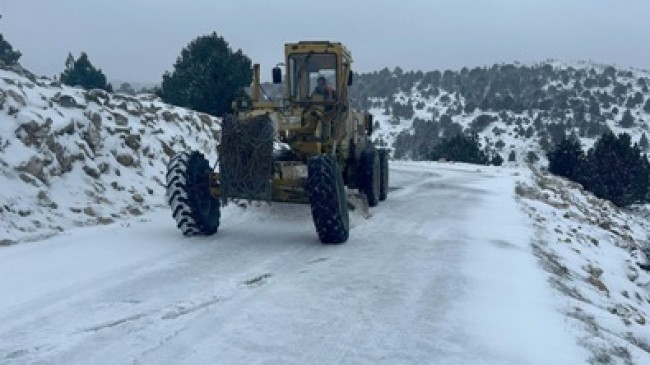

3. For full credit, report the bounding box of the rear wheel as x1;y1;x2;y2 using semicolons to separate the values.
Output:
307;155;349;244
166;151;220;236
360;146;380;207
379;149;389;201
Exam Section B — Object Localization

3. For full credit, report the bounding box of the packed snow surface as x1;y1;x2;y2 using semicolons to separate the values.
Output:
0;162;589;364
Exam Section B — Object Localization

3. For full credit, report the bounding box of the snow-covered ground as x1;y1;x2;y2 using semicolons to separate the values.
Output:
1;162;593;364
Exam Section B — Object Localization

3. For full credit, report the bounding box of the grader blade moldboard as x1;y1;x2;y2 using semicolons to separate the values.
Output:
218;114;274;204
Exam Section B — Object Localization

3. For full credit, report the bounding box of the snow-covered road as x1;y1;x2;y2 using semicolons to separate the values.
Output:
0;163;586;364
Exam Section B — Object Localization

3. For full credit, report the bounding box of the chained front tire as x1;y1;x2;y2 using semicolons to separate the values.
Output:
360;145;380;207
307;155;350;244
166;151;220;236
378;149;389;201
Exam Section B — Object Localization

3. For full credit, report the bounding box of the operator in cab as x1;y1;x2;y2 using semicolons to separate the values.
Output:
312;75;337;101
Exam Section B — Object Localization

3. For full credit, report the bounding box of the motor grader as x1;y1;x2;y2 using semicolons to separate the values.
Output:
166;41;388;244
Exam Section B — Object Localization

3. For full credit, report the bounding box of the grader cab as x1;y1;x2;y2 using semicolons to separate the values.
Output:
166;41;389;244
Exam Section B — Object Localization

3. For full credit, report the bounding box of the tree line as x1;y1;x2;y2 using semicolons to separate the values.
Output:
548;132;650;207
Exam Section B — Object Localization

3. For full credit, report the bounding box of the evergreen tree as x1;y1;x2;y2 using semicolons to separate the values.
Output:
469;114;496;133
547;137;584;181
525;125;534;138
546;122;567;146
580;132;649;206
161;32;252;116
508;150;517;162
526;151;540;164
644;98;650;113
588;99;601;117
620;109;635;128
0;33;21;66
429;133;490;165
491;153;504;166
60;52;112;91
625;91;644;108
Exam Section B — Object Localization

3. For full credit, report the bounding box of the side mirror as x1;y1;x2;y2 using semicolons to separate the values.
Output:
347;70;354;86
272;67;282;84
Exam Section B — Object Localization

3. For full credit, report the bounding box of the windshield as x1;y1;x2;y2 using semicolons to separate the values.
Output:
289;53;337;102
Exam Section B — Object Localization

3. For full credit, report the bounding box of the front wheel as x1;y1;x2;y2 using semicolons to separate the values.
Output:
166;151;220;236
307;155;350;244
379;149;389;201
360;146;380;207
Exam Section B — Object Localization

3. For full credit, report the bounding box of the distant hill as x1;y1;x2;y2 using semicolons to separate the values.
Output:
348;61;650;164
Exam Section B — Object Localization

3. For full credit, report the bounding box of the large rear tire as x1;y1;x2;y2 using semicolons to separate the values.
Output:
307;155;349;244
379;149;389;201
360;146;380;207
166;151;220;236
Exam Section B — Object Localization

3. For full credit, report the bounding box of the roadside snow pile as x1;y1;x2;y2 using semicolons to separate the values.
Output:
0;67;220;244
517;169;650;364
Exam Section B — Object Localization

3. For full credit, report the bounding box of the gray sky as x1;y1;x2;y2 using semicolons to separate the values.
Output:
1;0;648;84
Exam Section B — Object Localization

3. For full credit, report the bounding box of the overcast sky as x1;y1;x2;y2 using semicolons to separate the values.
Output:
1;0;648;84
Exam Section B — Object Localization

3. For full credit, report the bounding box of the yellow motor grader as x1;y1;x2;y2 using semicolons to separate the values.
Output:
166;41;388;244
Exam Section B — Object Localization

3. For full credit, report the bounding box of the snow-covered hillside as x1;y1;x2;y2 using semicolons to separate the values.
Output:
364;61;650;165
517;168;650;363
0;67;221;244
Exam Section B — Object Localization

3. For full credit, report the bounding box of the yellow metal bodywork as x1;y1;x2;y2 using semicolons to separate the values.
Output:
220;41;372;205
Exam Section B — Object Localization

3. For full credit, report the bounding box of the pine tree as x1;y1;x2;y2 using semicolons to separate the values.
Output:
60;52;111;91
580;132;649;206
491;153;504;166
644;98;650;113
429;133;490;165
547;137;584;181
588;99;601;117
620;109;635;128
508;150;516;162
0;33;21;66
526;151;540;164
161;32;252;116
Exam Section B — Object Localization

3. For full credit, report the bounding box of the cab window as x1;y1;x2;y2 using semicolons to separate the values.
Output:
289;53;337;101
